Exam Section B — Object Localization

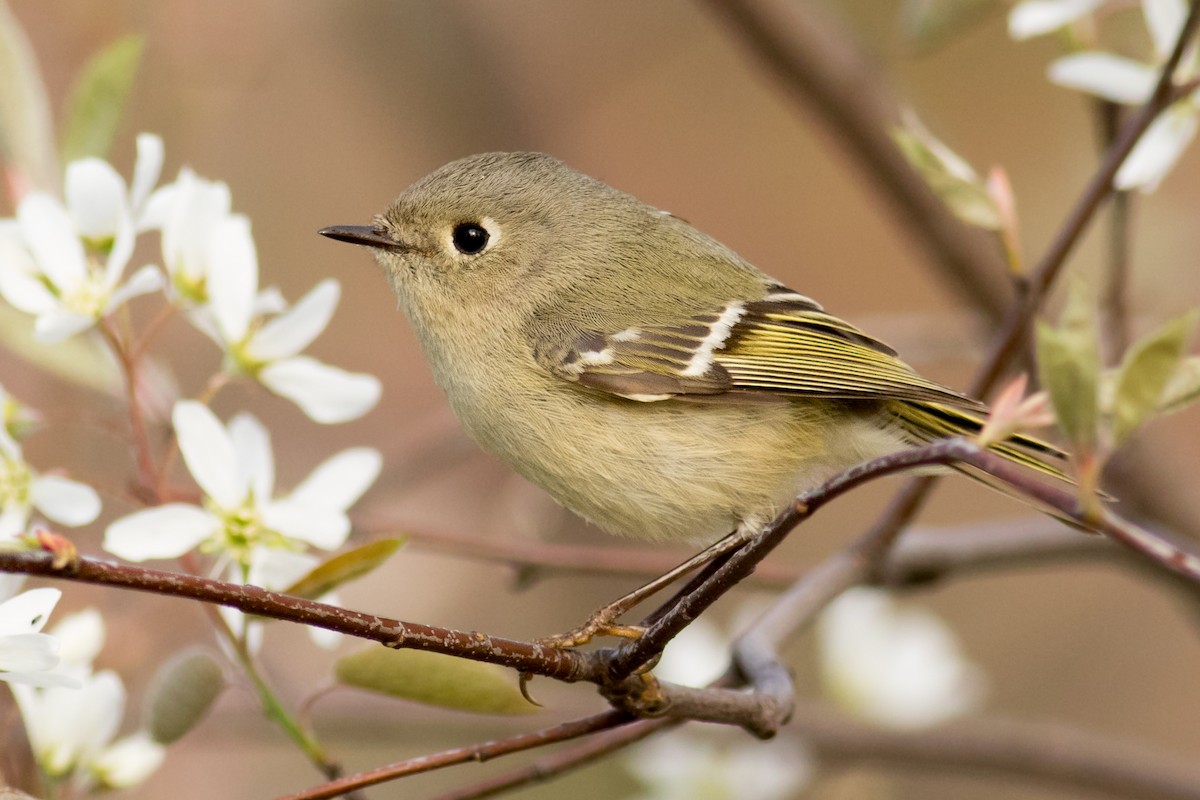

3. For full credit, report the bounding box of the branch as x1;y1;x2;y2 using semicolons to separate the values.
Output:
0;551;596;684
427;718;676;800
276;711;636;800
607;439;1200;686
700;0;1012;319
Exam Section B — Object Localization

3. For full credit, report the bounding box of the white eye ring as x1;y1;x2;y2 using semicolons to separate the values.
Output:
446;216;501;257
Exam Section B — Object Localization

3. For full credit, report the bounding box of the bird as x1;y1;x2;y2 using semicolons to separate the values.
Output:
320;152;1065;548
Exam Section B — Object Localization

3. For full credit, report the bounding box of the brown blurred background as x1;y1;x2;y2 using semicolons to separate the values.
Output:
6;1;1200;798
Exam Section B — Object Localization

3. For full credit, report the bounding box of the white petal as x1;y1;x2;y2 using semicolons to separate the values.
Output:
33;310;97;343
65;158;126;240
130;133;165;221
69;670;125;768
17;193;88;289
51;609;105;667
0;587;61;635
0;662;81;687
30;475;101;526
249;547;319;590
90;733;165;788
0;259;58;314
103;504;219;561
1047;52;1159;104
1115;103;1199;189
254;286;287;315
1008;0;1106;39
139;180;177;232
102;211;136;290
289;447;381;512
228;412;274;501
108;264;165;311
0;503;28;539
173;401;242;507
262;499;350;551
247;279;339;361
206;215;258;344
0;633;60;674
259;357;381;424
1144;0;1188;59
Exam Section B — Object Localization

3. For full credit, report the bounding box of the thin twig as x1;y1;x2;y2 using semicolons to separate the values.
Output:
276;711;635;800
427;718;676;800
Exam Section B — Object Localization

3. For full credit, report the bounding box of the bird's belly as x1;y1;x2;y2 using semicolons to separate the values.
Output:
452;383;903;542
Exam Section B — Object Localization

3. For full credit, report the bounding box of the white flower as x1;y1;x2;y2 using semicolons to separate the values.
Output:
817;587;985;730
0;134;165;341
1047;0;1200;190
1008;0;1108;40
104;401;381;566
11;609;163;790
0;426;101;539
88;732;166;790
142;167;234;302
143;171;381;423
14;669;124;778
626;730;811;800
0;581;78;688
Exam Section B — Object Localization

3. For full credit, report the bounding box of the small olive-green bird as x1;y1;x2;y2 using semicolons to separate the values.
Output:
321;152;1063;543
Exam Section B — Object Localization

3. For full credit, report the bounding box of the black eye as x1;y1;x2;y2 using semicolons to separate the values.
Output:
451;222;489;254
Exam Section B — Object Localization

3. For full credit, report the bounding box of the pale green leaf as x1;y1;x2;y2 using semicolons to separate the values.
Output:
1036;283;1100;449
61;35;144;163
145;649;226;744
1112;311;1200;443
283;537;406;600
0;0;58;191
892;119;1001;229
336;647;537;715
0;305;121;395
1160;356;1200;413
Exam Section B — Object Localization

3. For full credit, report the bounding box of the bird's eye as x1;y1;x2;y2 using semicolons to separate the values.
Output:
451;222;490;255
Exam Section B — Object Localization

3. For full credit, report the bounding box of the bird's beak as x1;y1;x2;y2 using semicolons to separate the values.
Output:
319;225;410;253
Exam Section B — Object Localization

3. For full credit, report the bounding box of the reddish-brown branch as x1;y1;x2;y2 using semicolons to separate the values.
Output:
276;711;636;800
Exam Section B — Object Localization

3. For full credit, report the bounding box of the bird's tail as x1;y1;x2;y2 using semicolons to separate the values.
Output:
891;400;1073;484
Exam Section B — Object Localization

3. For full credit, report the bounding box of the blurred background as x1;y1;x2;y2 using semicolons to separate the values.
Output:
5;1;1200;798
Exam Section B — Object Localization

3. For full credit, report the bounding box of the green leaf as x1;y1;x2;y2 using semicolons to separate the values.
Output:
0;0;58;191
283;537;406;600
60;34;143;163
0;305;121;395
1036;282;1100;449
892;115;1001;230
1111;311;1200;444
336;647;537;715
1161;356;1200;413
145;649;226;744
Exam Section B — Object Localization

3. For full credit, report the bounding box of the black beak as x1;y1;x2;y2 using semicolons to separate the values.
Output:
318;225;409;253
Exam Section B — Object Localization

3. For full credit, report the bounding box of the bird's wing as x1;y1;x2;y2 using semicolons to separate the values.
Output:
529;289;982;409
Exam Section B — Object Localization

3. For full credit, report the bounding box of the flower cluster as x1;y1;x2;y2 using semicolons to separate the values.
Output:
11;607;165;790
0;135;380;424
1010;0;1199;190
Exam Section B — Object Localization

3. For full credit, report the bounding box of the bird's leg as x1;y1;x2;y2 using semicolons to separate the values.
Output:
537;529;750;649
